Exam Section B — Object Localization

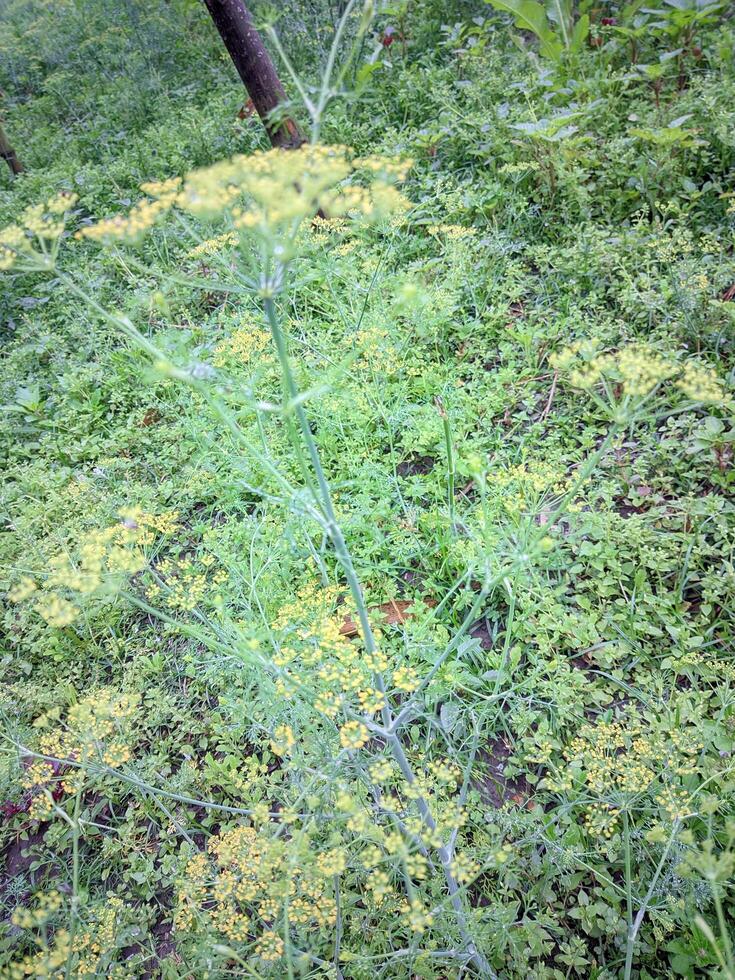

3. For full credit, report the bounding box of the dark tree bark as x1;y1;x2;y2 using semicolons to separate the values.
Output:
203;0;304;149
0;122;23;176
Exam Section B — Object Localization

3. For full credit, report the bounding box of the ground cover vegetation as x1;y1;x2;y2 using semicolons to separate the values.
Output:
1;0;735;976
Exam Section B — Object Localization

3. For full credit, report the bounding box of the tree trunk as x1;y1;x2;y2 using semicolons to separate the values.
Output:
0;122;23;176
203;0;304;149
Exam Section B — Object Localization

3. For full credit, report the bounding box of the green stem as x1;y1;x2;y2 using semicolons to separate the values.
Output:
262;290;495;978
624;820;679;980
623;810;634;935
65;756;86;979
438;400;455;530
713;884;735;977
54;244;497;977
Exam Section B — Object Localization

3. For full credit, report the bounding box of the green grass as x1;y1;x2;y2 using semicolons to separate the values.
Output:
1;1;735;977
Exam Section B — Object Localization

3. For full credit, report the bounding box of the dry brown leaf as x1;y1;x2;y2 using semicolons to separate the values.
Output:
340;598;435;638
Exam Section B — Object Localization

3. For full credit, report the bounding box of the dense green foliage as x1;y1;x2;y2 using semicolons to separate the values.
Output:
1;0;735;976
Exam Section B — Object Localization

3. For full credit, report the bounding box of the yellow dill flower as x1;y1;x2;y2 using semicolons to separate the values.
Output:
270;724;296;757
80;196;173;242
427;223;476;239
333;240;358;256
368;758;394;783
402;898;434;933
0;222;27;270
656;786;693;821
21;761;53;792
210;902;251;942
28;793;56;821
179;823;339;949
102;740;131;768
5;926;72;976
213;322;270;366
339;721;369;750
357;687;385;715
310;215;348;233
365;868;393;906
613;346;677;397
553;341;730;407
1;193;77;270
79;179;179;242
31;509;179;630
405;852;429;881
254;930;284;961
34;594;79;628
584;802;621;839
677;362;729;404
364;648;390;671
449;852;479;885
392;665;419;692
8;576;37;602
314;691;340;718
187;231;239;258
11;891;64;934
80;145;411;250
428;759;462;786
315;847;348;877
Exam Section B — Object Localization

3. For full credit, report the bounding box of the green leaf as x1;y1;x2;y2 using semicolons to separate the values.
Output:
546;0;573;47
486;0;548;36
704;416;725;434
439;701;461;732
570;13;590;52
485;0;563;59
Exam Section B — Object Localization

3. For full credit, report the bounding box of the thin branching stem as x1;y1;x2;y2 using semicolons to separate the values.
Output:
262;288;495;977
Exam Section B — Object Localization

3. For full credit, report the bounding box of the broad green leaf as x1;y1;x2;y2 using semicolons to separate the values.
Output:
570;13;590;52
545;0;573;47
629;124;701;147
485;0;557;49
511;108;583;140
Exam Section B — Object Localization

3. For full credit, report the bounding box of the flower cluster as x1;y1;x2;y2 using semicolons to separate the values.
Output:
8;892;127;977
427;223;476;239
0;192;78;271
187;230;238;258
3;929;71;978
551;341;676;396
20;690;139;821
144;547;227;612
677;361;729;404
8;508;178;628
77;177;181;242
173;770;480;961
269;724;296;757
336;754;467;858
484;458;577;518
350;324;401;375
548;713;701;837
552;341;731;407
303;214;350;247
270;580;426;728
10;890;63;930
213;320;271;367
72;896;126;975
339;720;369;750
174;825;339;959
78;145;412;250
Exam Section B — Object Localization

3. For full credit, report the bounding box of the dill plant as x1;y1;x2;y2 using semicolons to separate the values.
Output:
2;6;735;978
82;142;502;975
0;20;507;975
2;148;733;975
